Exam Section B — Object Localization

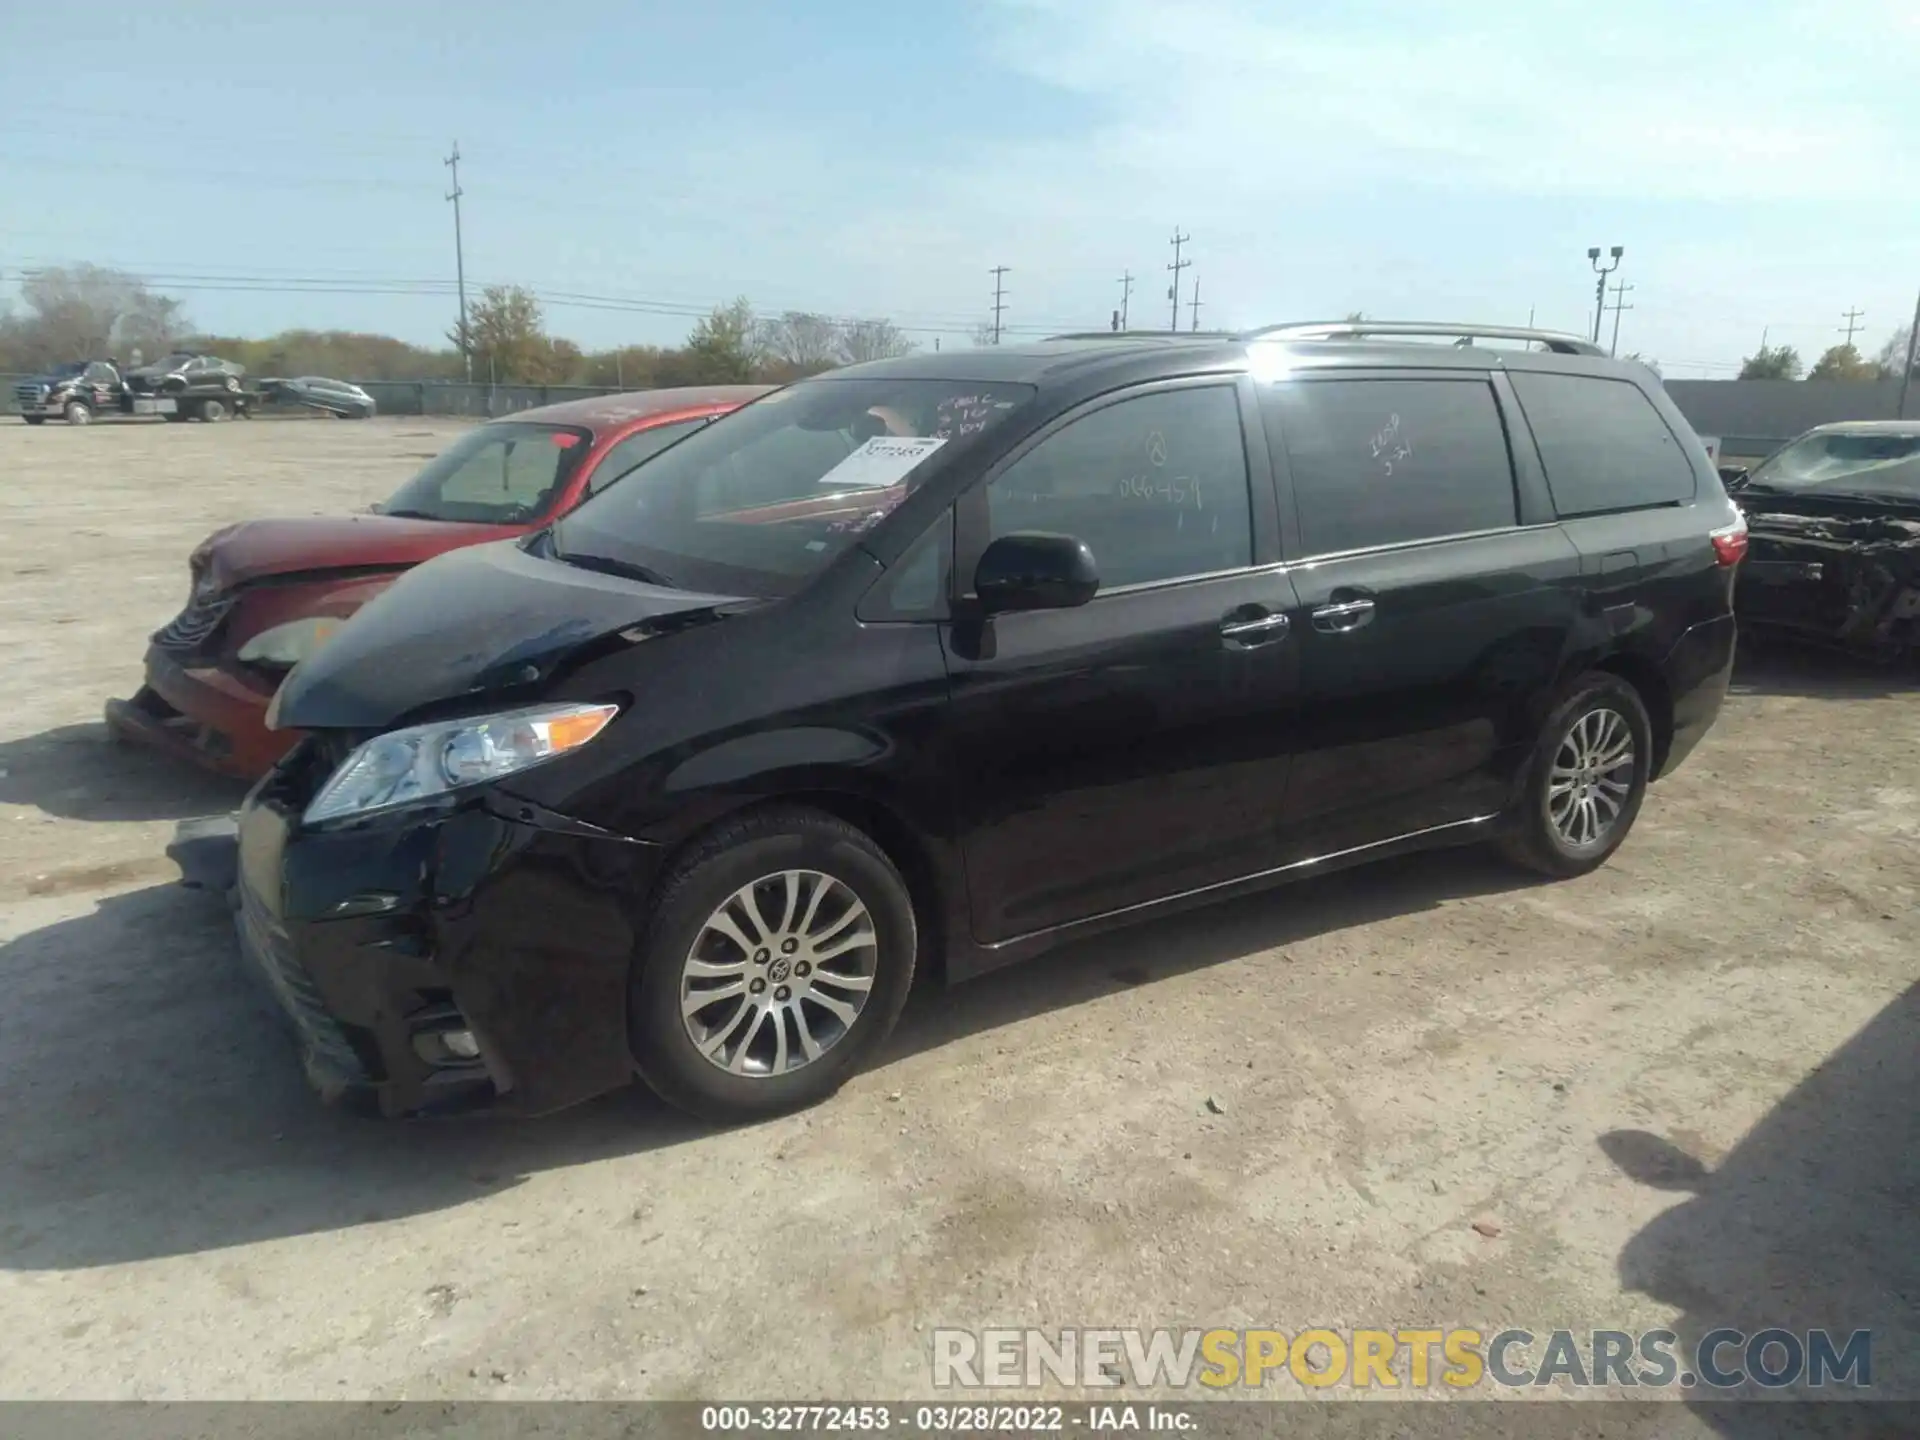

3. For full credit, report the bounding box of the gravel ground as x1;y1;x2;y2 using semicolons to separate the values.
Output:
0;416;1913;1430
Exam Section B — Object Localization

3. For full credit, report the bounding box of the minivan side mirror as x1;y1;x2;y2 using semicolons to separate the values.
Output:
973;532;1100;615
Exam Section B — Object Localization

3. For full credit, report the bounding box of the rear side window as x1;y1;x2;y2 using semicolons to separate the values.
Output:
1261;377;1518;557
1509;372;1696;517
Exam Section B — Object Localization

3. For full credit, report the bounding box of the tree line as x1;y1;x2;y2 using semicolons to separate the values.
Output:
0;266;918;387
1736;329;1917;382
8;263;1915;388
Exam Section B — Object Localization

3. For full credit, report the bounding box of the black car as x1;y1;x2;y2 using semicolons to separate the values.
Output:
1725;421;1920;664
124;352;250;422
220;321;1742;1123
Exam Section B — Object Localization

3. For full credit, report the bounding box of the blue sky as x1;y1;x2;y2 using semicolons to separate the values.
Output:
3;0;1916;374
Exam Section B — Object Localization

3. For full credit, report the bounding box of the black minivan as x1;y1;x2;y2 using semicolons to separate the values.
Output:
223;322;1745;1122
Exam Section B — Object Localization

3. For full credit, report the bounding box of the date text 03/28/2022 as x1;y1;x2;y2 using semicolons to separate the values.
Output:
700;1404;1188;1432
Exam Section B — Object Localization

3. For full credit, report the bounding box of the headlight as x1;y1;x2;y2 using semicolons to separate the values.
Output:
304;701;619;825
237;617;342;669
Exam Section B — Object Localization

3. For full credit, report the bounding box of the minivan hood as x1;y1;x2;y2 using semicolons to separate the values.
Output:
200;514;513;589
271;539;749;731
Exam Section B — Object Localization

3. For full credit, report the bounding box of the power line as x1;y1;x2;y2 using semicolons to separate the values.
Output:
989;265;1010;345
0;262;1088;338
1839;306;1866;348
1167;229;1190;333
445;142;471;380
1606;281;1635;357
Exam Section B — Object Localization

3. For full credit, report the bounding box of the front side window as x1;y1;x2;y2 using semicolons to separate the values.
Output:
985;385;1254;590
1509;372;1697;516
586;417;712;496
554;377;1034;597
1262;377;1518;557
380;422;592;525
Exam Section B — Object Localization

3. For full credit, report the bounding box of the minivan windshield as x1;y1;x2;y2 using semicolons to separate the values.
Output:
1745;430;1920;500
551;376;1034;596
381;421;593;525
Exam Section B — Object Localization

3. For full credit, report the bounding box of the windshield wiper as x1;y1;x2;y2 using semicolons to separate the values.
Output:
551;547;677;588
378;507;447;521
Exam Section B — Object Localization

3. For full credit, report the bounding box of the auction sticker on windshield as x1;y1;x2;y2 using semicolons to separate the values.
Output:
820;436;947;489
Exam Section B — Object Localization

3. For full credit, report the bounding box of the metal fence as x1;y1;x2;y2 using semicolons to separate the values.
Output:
1;375;626;419
1664;378;1910;462
3;372;1907;457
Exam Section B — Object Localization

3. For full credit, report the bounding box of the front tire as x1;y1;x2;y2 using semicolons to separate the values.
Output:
22;414;45;425
630;807;917;1124
63;400;93;425
1499;671;1653;878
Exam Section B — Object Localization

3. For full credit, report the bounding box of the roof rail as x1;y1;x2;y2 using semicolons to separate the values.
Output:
1246;321;1607;357
1041;329;1240;342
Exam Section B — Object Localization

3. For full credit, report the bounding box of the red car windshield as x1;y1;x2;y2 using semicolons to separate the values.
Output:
381;422;593;525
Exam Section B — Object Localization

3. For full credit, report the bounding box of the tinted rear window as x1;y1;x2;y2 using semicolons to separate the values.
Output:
1262;377;1518;556
1509;372;1696;517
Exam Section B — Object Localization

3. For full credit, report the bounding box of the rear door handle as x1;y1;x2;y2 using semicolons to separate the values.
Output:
1311;598;1376;633
1219;609;1291;646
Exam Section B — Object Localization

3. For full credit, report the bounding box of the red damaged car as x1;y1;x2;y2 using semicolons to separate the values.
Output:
107;385;771;779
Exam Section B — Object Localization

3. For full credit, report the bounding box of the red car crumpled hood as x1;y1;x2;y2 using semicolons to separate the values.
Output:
196;514;517;589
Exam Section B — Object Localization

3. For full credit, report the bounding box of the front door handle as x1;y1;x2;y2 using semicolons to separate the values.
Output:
1311;597;1376;633
1219;609;1291;646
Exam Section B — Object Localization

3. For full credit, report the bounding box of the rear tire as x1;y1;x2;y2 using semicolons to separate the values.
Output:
198;398;229;422
1499;671;1653;878
630;806;917;1124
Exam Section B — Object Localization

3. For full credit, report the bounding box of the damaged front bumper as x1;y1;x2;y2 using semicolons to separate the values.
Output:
105;645;291;781
1738;509;1920;662
207;741;666;1118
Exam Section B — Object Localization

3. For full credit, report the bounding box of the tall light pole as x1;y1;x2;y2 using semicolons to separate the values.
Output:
1588;245;1623;345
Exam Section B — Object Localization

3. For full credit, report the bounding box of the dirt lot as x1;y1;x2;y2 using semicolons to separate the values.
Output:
0;416;1913;1422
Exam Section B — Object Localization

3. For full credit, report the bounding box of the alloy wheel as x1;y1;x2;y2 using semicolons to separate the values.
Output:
679;869;879;1078
1547;707;1635;849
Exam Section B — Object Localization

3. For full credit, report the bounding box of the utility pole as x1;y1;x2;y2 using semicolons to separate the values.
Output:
1167;229;1191;333
1587;245;1623;344
1899;289;1920;419
1606;281;1635;357
1839;306;1866;348
1117;271;1134;329
1188;276;1203;332
989;266;1010;345
445;142;471;381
